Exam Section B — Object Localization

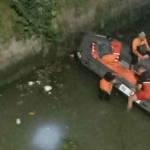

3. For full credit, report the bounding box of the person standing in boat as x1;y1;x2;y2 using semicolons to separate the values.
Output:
127;65;150;110
131;32;150;68
99;72;116;101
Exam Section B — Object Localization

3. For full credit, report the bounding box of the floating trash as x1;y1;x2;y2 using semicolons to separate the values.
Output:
54;97;58;100
63;139;77;150
44;85;52;92
28;81;35;86
29;112;35;116
20;94;24;97
48;92;52;95
17;101;23;106
70;54;74;58
36;81;41;85
16;119;21;125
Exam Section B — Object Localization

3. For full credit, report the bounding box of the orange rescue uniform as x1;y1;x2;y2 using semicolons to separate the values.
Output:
100;78;112;94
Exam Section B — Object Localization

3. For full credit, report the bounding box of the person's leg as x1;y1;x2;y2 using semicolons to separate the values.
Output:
127;94;138;110
127;91;147;110
130;52;138;70
99;88;106;100
99;88;102;100
105;93;110;101
99;88;110;101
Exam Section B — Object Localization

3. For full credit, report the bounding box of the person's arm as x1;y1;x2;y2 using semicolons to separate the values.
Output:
145;39;150;51
108;79;117;94
136;84;142;91
132;40;143;59
108;83;113;95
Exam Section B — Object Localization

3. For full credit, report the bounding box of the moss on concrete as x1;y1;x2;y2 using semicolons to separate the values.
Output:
0;0;17;42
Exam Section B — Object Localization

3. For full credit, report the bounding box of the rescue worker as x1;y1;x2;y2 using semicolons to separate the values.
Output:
127;65;150;110
131;32;150;67
99;72;117;101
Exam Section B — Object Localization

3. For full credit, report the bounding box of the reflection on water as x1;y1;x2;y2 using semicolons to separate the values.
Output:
32;123;65;150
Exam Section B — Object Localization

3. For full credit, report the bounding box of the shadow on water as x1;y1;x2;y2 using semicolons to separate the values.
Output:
1;14;150;150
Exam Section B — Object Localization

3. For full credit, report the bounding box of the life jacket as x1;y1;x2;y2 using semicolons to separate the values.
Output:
110;41;122;62
91;42;98;59
100;78;111;93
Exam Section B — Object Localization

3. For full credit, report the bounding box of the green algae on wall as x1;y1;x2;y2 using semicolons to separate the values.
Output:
0;0;17;42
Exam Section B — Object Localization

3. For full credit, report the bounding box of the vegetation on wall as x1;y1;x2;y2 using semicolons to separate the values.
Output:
0;0;17;42
12;0;60;42
1;0;150;45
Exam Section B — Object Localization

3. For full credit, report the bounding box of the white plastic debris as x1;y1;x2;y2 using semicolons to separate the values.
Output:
17;101;23;106
36;81;41;85
44;85;52;92
54;97;58;100
48;92;52;95
16;119;21;125
28;81;35;86
70;54;74;58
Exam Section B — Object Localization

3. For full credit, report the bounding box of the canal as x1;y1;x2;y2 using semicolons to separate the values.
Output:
0;14;150;150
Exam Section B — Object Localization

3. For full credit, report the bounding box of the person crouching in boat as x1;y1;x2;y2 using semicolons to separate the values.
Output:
99;72;117;101
127;65;150;110
131;32;150;69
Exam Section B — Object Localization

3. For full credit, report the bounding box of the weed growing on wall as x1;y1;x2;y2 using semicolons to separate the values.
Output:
0;0;17;43
12;0;59;41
